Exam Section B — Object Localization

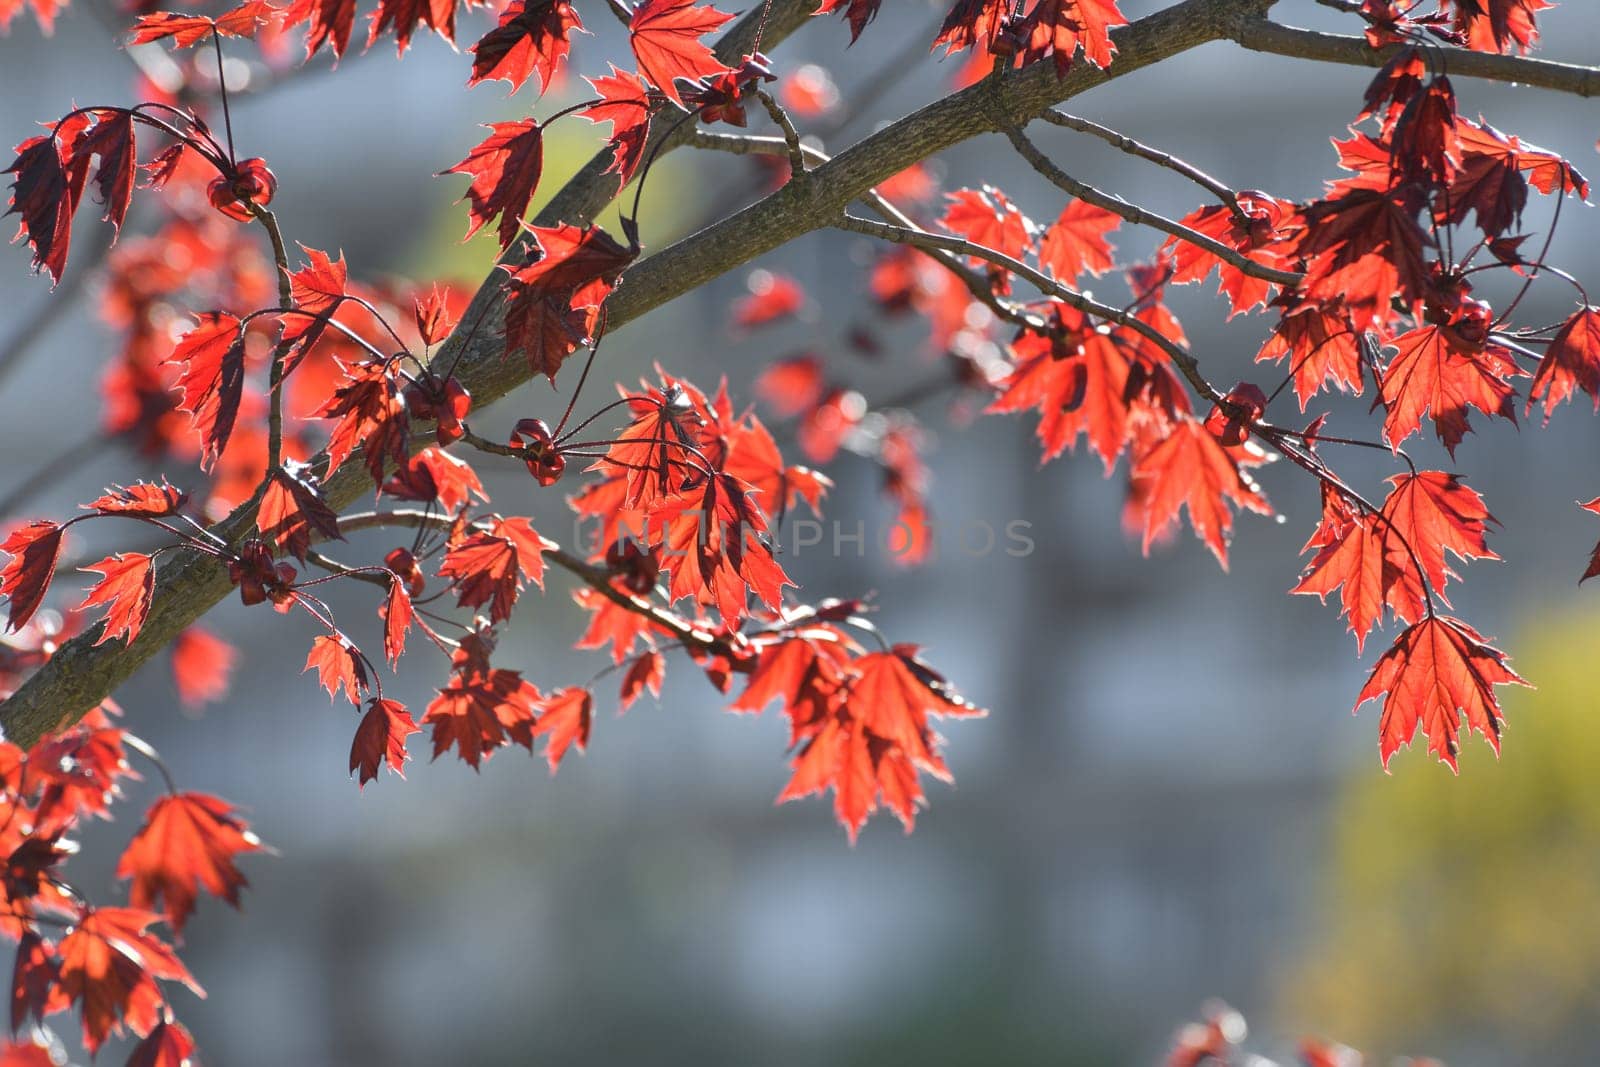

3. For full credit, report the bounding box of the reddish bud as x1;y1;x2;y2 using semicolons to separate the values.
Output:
207;157;277;222
509;417;565;486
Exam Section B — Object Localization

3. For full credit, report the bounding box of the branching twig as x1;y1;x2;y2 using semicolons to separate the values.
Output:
1036;110;1242;211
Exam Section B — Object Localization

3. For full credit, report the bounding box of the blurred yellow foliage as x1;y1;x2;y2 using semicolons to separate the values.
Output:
1280;608;1600;1053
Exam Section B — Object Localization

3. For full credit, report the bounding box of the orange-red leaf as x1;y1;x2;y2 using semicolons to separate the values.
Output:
531;686;591;772
381;576;412;666
1017;0;1127;74
619;650;664;709
86;481;187;517
56;907;201;1054
257;466;342;561
78;552;156;647
1355;615;1526;770
1039;198;1120;282
116;792;261;932
581;66;653;184
1129;418;1271;568
130;0;276;46
423;670;539;768
1379;322;1520;453
125;1019;197;1067
171;626;235;708
304;634;368;705
628;0;735;106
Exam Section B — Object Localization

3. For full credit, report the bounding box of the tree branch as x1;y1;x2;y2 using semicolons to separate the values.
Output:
0;0;1396;744
1004;122;1304;287
1232;17;1600;97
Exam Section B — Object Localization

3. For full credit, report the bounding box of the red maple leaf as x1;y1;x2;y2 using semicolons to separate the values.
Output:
85;482;187;517
1293;490;1390;651
987;312;1136;471
469;0;585;95
1379;320;1521;453
281;0;358;59
1380;470;1498;608
1017;0;1128;74
351;697;420;785
446;120;545;252
55;907;201;1053
1129;417;1272;568
1440;0;1552;54
170;627;235;708
731;271;805;331
1527;305;1600;419
619;650;664;709
1039;198;1120;281
1255;296;1362;410
424;668;539;767
257;466;342;561
125;1019;198;1067
581;66;654;184
1355;615;1527;770
317;358;410;485
1301;189;1432;332
366;0;460;54
627;0;735;107
115;793;262;933
1580;498;1600;583
940;186;1033;272
166;311;246;471
78;553;156;647
932;0;1008;57
437;516;549;624
129;0;277;46
1164;192;1298;318
530;686;591;772
381;576;413;667
817;0;880;42
304;634;369;705
0;521;64;633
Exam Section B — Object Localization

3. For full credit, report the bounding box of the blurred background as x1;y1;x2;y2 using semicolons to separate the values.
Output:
3;0;1600;1063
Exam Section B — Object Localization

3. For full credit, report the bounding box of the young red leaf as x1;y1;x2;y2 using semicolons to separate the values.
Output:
1163;192;1297;318
423;670;539;768
167;311;247;470
382;576;413;667
1527;305;1600;419
530;686;591;772
731;271;805;331
1129;418;1272;569
987;316;1135;471
281;0;358;60
304;634;369;705
446;119;545;252
437;517;549;624
1380;471;1498;605
1440;0;1551;54
351;697;419;785
125;1019;198;1067
619;650;664;709
932;0;1009;57
1379;322;1520;454
1039;198;1120;282
86;481;187;517
1017;0;1128;74
0;521;64;632
1255;297;1362;410
56;907;202;1054
581;66;654;184
468;0;584;95
366;0;460;54
78;552;156;647
257;466;343;561
412;282;459;346
1355;615;1527;770
4;133;79;285
130;0;277;46
940;186;1032;266
627;0;735;107
73;110;137;238
1293;493;1389;651
171;626;235;708
116;792;262;932
816;0;880;42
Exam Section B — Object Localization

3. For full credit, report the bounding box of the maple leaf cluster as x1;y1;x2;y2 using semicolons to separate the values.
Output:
0;0;1596;1056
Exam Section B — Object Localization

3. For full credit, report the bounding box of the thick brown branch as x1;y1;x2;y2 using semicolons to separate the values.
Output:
1233;17;1600;97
